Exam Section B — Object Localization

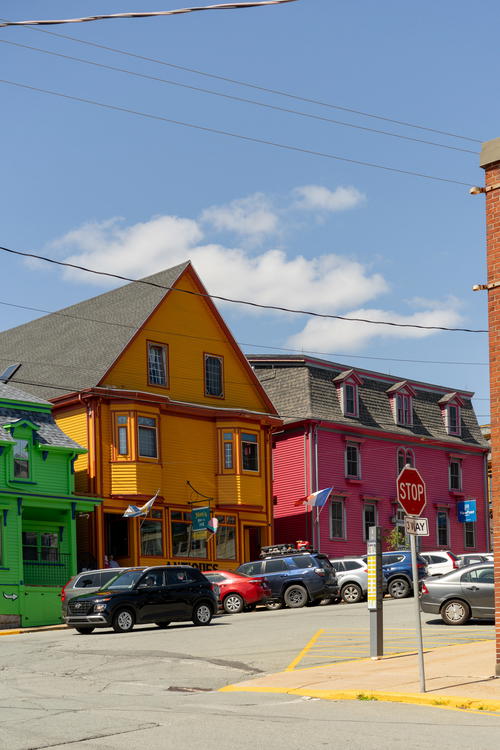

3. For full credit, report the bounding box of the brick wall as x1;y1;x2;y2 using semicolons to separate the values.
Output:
480;138;500;675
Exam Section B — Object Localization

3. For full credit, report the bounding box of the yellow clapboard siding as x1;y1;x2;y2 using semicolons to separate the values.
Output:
55;408;89;494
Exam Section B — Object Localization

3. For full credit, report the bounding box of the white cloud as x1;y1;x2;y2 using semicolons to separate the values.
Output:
201;193;278;239
293;185;365;213
286;303;463;353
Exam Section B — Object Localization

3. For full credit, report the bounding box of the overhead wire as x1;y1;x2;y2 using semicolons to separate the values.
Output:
8;18;482;145
0;38;478;155
0;243;488;332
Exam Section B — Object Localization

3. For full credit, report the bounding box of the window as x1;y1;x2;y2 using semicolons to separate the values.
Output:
241;432;259;472
397;447;414;473
330;499;344;538
344;560;363;571
216;515;236;560
363;504;376;541
437;511;449;546
167;568;199;585
264;559;288;574
171;510;207;558
461;566;494;584
344;383;358;417
140;512;163;556
449;459;462;491
222;432;234;471
22;531;59;562
147;342;168;387
464;521;476;549
396;393;412;426
238;561;263;576
22;531;38;560
345;443;360;478
448;404;460;435
138;416;158;458
204;354;224;398
41;533;59;561
13;439;29;478
116;415;129;457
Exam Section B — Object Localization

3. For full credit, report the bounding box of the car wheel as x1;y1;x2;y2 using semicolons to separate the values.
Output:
341;583;363;604
223;593;244;614
265;601;283;611
192;602;213;626
155;622;171;629
388;578;411;599
112;608;135;633
75;626;94;634
441;599;471;626
284;585;308;608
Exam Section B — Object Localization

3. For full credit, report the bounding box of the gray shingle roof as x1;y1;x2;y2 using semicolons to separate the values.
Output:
249;356;488;449
0;262;189;400
0;382;84;450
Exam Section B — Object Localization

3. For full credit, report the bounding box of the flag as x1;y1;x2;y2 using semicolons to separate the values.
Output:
207;517;219;534
294;487;333;508
123;490;159;518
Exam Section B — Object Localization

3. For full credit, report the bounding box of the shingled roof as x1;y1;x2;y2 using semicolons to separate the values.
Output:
248;355;488;449
0;262;190;400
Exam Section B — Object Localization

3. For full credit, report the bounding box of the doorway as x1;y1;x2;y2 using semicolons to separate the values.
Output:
104;513;129;562
244;526;263;562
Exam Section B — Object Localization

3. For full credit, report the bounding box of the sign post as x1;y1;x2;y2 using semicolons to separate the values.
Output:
397;465;427;693
367;526;383;659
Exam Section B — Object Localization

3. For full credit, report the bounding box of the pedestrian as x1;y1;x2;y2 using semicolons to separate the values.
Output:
108;554;120;568
103;555;110;569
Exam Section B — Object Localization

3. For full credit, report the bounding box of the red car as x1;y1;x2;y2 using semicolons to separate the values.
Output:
204;570;271;614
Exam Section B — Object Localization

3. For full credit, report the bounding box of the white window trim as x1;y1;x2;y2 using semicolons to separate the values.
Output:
345;442;361;479
343;382;359;418
446;404;461;436
395;393;413;427
464;521;476;549
330;498;346;540
449;458;462;491
363;503;377;542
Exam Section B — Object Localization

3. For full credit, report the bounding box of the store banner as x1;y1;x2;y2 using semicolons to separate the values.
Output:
457;499;477;523
191;506;211;532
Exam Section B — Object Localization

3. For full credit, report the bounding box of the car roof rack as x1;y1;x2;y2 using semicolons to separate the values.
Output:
259;542;318;558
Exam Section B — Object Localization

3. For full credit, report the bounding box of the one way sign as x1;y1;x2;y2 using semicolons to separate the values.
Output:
404;516;429;536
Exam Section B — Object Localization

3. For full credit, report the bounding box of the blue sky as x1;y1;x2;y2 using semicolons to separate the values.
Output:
0;1;497;421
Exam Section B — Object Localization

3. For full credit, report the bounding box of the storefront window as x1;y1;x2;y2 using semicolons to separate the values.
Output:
216;515;236;559
141;516;163;556
41;533;59;561
171;511;207;558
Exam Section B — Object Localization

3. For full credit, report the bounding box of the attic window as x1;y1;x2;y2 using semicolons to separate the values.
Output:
448;404;460;435
147;342;168;387
13;439;30;479
438;393;463;437
396;393;412;426
344;383;358;417
333;369;362;418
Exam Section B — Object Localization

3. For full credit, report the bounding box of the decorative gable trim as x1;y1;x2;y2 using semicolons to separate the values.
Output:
333;369;364;386
386;380;417;397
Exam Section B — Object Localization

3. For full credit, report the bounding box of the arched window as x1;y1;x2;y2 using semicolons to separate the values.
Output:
397;448;406;474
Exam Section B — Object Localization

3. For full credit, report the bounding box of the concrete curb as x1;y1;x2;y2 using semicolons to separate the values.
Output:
219;684;500;715
0;624;67;637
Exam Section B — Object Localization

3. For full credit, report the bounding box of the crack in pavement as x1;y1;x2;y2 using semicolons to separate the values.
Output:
22;722;160;749
60;649;264;674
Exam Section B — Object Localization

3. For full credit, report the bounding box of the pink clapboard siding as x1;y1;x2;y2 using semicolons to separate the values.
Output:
273;422;488;557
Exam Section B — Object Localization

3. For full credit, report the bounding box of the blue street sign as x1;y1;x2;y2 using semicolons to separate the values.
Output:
457;499;477;523
191;506;211;532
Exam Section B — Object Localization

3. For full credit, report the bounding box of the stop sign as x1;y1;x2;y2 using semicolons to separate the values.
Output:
397;466;427;517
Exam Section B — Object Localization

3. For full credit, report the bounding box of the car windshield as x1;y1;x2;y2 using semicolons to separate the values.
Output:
104;570;145;590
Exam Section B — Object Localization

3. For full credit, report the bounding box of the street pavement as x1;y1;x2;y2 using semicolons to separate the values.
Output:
0;599;499;749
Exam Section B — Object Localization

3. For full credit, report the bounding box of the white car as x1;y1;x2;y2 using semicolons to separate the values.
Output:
419;551;459;576
456;552;493;567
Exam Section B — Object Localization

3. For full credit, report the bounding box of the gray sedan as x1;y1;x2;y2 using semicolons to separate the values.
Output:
420;562;494;625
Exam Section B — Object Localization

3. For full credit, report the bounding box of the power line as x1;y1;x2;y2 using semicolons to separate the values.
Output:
0;298;489;366
0;243;488;333
0;1;299;28
13;19;481;145
0;77;474;186
0;38;478;156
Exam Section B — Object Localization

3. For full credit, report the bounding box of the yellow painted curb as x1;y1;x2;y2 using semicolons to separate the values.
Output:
219;684;500;715
0;625;67;636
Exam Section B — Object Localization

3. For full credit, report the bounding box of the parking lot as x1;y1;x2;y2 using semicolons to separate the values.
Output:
0;597;497;749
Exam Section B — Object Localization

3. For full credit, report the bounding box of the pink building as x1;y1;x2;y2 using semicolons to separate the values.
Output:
248;356;489;556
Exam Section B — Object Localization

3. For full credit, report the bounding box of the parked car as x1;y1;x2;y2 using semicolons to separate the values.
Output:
420;562;494;625
362;550;428;599
203;570;271;613
236;545;339;609
329;557;371;604
64;565;218;634
61;568;131;617
456;553;494;567
419;551;459;577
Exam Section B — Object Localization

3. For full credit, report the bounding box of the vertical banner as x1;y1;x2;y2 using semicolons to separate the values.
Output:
191;506;210;540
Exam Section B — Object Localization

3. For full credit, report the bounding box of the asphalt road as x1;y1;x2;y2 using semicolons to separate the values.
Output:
0;599;498;749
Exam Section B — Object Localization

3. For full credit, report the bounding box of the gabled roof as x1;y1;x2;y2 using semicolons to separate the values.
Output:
0;263;190;400
332;369;364;386
386;380;417;397
438;392;465;407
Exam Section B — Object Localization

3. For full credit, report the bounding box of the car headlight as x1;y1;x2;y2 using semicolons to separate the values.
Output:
94;602;108;612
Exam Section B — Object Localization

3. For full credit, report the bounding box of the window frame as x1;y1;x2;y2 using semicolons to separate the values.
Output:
13;437;30;480
241;431;260;474
170;510;207;559
447;404;461;436
147;341;169;389
345;442;361;479
140;510;164;557
464;521;476;549
137;414;159;461
396;393;413;427
113;413;131;461
436;510;449;547
204;353;224;399
343;382;358;417
215;515;236;560
219;430;235;474
363;503;377;542
449;458;462;491
330;498;345;539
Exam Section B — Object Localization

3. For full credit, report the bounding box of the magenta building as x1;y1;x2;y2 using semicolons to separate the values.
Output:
248;356;490;557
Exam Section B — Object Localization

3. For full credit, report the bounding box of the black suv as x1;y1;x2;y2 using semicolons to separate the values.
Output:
236;545;338;609
64;566;218;634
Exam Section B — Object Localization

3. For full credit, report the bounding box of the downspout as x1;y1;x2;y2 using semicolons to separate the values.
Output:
308;424;315;547
314;424;320;551
484;450;491;551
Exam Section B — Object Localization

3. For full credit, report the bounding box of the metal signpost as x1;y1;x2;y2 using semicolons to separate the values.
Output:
367;526;383;658
396;466;427;693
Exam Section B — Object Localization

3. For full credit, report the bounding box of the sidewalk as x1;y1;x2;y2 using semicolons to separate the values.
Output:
220;640;500;713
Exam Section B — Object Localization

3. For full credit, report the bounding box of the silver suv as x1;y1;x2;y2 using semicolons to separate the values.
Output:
61;568;129;616
329;557;370;604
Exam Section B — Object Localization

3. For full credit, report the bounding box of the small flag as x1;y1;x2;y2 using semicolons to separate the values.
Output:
123;490;159;518
294;487;333;508
207;517;219;534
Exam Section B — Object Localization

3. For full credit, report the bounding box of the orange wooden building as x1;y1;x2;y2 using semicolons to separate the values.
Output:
0;262;281;570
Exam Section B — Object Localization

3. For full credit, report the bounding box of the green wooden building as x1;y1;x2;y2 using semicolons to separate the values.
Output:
0;383;100;628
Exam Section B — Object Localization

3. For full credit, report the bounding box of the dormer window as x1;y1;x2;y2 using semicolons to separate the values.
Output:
333;369;363;418
387;381;416;427
13;439;30;478
396;394;412;426
438;392;463;437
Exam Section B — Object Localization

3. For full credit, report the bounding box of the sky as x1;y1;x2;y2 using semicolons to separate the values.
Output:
0;0;497;422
